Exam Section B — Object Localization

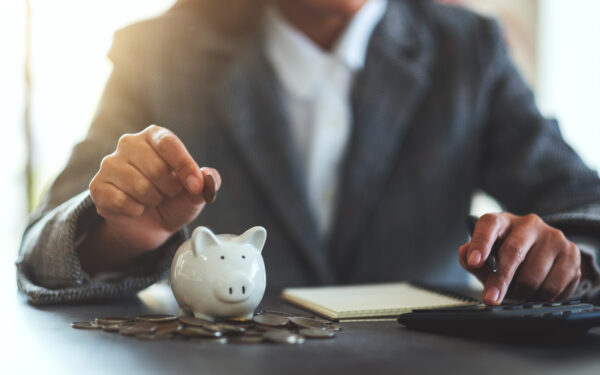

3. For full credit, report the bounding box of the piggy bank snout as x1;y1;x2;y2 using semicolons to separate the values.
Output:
215;272;254;303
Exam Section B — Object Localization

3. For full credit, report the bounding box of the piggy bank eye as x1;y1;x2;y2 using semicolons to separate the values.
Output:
242;255;246;259
220;256;225;260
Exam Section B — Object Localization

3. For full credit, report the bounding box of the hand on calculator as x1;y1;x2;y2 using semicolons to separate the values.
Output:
458;213;583;306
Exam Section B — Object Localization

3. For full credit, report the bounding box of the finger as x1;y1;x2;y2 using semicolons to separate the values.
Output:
467;213;510;268
125;141;183;198
146;126;204;194
90;181;145;217
104;161;164;207
534;244;581;302
555;278;580;302
459;242;489;283
509;243;556;300
483;227;537;305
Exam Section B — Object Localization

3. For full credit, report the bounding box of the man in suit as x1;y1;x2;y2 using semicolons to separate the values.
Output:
17;0;600;305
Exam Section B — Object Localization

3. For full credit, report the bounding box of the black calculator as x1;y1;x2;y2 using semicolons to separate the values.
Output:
397;301;600;336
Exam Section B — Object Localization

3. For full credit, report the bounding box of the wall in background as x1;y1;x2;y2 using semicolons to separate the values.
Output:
28;0;176;207
537;0;600;171
0;1;27;269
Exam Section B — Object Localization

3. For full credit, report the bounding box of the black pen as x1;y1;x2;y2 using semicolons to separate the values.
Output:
466;215;499;273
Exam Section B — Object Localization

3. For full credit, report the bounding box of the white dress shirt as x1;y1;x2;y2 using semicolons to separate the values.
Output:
262;0;388;234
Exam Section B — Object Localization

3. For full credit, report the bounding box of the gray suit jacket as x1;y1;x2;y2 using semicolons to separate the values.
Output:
17;0;600;304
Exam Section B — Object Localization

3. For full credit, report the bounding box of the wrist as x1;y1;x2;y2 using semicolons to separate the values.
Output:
76;220;149;276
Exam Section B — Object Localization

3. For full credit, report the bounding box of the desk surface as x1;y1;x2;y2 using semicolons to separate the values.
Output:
5;283;600;375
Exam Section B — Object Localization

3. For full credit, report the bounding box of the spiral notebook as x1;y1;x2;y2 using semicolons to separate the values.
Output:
281;282;476;321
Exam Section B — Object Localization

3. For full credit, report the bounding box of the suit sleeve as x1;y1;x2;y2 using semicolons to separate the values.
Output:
478;20;600;273
16;28;186;304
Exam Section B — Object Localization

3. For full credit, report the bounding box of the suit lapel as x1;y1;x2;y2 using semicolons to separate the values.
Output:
213;39;333;283
329;1;434;280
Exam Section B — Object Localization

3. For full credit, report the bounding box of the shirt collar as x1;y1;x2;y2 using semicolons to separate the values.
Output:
262;0;388;99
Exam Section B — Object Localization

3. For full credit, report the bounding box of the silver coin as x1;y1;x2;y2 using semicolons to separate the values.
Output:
298;328;335;339
263;330;305;345
136;314;177;323
253;313;289;327
178;316;214;327
71;321;100;330
95;317;131;325
101;323;123;332
178;326;223;338
242;328;264;337
216;323;246;334
290;316;329;329
154;320;182;334
119;324;157;336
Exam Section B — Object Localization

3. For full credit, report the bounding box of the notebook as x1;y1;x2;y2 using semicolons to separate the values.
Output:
281;282;476;321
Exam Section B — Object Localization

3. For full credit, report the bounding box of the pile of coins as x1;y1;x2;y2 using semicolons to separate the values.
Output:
71;310;341;345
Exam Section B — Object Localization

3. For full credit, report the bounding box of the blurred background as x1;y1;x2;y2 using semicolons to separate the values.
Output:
1;0;599;291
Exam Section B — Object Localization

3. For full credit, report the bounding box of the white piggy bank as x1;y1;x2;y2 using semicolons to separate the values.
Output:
170;226;267;321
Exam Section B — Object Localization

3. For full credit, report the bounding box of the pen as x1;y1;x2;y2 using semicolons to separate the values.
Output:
466;215;499;273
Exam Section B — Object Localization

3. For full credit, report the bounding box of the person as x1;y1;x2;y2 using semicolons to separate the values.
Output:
17;0;600;306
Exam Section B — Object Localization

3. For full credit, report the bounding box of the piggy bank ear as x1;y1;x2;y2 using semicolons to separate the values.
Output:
237;226;267;253
191;226;220;256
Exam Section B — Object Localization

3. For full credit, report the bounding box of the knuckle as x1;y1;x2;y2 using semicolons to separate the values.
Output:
471;233;490;246
88;177;100;198
502;241;526;261
112;192;128;211
549;228;567;243
117;133;135;149
568;242;579;256
133;179;152;198
99;154;114;170
523;213;541;226
153;130;177;153
480;213;501;228
145;124;161;133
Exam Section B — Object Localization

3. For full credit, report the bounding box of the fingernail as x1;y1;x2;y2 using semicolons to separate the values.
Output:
484;287;500;303
468;250;481;267
186;175;200;192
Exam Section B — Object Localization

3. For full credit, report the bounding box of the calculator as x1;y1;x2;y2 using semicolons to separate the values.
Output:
397;301;600;336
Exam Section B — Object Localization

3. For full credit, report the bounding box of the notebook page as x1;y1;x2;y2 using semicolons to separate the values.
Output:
283;282;471;318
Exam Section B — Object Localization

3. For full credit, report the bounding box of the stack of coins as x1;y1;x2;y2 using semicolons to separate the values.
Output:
71;311;341;345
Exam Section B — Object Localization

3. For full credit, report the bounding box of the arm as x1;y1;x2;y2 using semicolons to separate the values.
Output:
459;20;600;304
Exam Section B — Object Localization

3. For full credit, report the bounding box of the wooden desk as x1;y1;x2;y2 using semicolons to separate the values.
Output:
5;283;600;375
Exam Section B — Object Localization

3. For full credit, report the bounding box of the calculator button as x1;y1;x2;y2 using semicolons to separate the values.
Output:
523;303;544;309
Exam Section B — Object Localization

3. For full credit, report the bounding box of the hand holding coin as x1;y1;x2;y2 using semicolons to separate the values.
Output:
79;124;222;275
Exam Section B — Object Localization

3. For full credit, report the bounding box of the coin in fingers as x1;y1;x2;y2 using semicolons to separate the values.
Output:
203;174;217;204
